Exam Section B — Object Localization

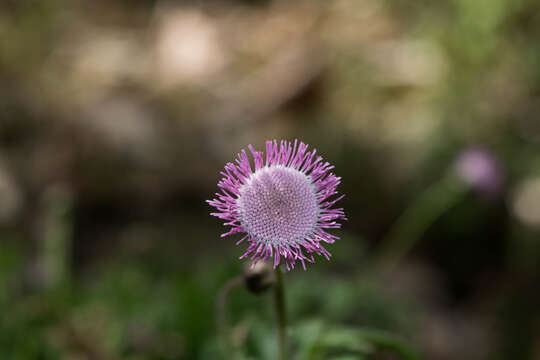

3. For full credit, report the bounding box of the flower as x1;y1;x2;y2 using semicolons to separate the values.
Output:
455;147;504;196
207;140;346;271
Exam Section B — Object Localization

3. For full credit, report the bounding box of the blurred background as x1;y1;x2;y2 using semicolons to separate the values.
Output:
1;0;540;359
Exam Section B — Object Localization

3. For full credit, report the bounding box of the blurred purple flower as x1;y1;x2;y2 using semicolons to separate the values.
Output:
208;140;346;271
456;147;504;195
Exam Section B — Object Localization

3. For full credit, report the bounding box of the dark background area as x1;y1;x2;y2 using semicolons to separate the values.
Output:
1;0;540;359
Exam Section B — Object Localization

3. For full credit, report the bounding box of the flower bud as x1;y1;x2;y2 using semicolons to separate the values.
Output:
243;261;275;294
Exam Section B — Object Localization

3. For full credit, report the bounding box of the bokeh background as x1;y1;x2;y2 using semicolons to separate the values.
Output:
2;0;540;359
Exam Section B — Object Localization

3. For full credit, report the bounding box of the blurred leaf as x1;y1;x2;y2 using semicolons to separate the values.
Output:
294;319;326;360
355;327;421;360
294;320;419;360
320;327;373;354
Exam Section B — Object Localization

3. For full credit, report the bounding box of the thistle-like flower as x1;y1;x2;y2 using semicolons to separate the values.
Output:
208;140;346;271
456;147;503;196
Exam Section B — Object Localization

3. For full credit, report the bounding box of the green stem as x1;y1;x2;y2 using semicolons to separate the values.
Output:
274;267;287;360
370;174;467;275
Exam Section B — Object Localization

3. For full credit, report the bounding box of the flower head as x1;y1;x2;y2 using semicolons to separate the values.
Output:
456;147;504;196
208;140;346;271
